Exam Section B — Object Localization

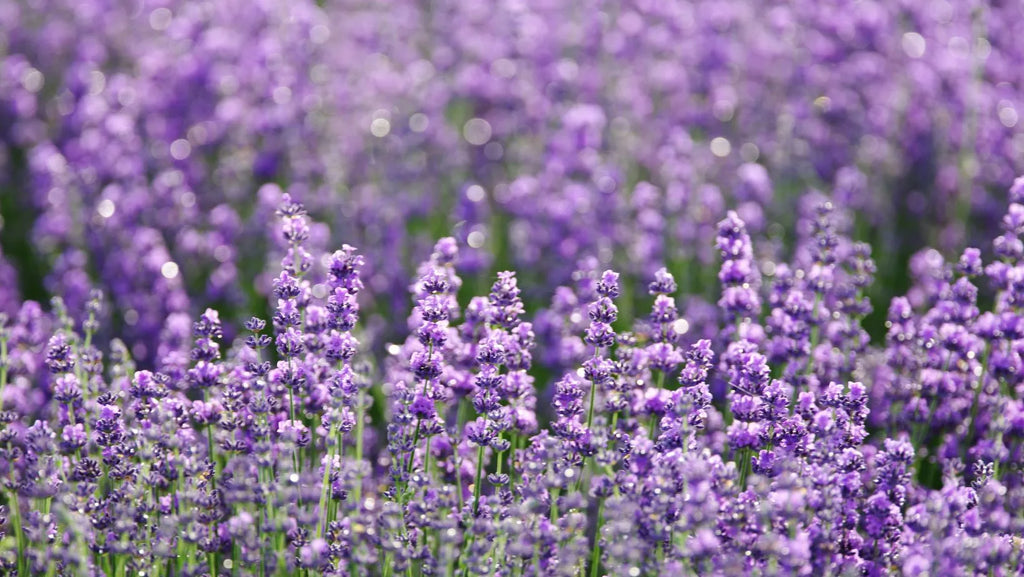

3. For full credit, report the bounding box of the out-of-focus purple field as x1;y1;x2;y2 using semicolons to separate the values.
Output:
1;1;1024;575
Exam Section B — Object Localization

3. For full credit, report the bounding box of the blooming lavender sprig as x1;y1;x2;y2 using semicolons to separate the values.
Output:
640;268;682;436
716;211;762;339
316;245;364;538
384;237;462;541
657;339;715;453
474;272;534;501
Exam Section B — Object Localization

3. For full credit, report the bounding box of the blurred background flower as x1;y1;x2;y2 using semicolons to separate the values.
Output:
2;0;1023;366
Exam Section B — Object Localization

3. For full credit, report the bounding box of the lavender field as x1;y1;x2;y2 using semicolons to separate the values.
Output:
2;1;1024;575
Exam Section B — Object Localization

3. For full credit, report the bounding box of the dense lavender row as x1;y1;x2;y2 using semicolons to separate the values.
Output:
3;0;1024;576
0;187;1023;575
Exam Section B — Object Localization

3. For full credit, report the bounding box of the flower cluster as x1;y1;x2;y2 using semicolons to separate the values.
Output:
0;185;1021;575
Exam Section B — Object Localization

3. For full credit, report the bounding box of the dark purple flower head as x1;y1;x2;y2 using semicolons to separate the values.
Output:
466;418;495;446
649;296;677;329
724;340;769;396
327;245;365;293
244;316;266;332
325;331;357;363
584;322;616;349
489;271;520;306
192;308;223;339
716;211;761;324
52;373;81;404
431;237;459;265
488;271;525;329
476;338;505;367
596;270;620;299
958;248;983;277
588;298;618;325
419;294;451;324
410;395;436;419
420;269;451;297
648;268;677;295
45;333;74;374
410;351;442;382
273;271;302;301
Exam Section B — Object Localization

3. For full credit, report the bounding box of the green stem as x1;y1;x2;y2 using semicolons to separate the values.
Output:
472;444;485;517
737;447;752;489
495;438;504;477
288;383;300;473
354;390;365;504
457;397;469;428
316;424;337;539
549;487;560;522
585;364;599;431
589;498;605;577
424;435;433;484
11;488;25;575
455;398;468;510
84;310;94;350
